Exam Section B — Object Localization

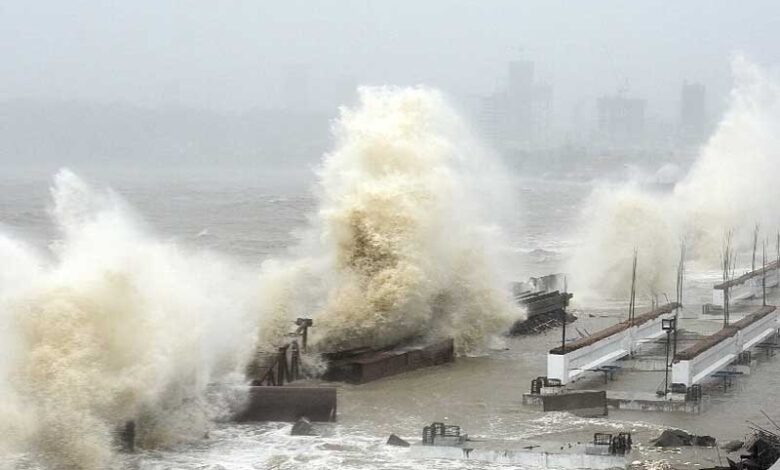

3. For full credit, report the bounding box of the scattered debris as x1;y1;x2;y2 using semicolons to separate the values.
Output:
728;430;780;470
509;274;575;336
587;432;633;455
421;422;468;446
387;434;411;447
509;309;577;336
721;440;744;453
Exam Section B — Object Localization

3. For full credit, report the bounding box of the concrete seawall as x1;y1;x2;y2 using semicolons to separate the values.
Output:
233;386;337;422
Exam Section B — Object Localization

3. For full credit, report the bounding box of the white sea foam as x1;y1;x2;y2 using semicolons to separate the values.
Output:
569;57;780;301
0;170;257;468
255;87;519;355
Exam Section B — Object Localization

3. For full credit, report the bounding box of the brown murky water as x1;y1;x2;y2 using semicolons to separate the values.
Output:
2;171;778;469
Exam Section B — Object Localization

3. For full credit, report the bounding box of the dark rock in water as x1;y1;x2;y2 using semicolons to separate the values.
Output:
693;435;717;447
652;429;717;448
117;421;135;452
291;417;316;436
387;434;411;447
652;429;693;447
733;432;780;470
721;440;744;453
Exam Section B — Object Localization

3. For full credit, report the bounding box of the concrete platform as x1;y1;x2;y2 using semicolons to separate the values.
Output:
409;441;628;469
605;391;706;414
232;386;337;422
522;390;608;417
673;305;778;387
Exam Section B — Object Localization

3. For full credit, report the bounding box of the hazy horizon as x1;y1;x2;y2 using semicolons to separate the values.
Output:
3;1;780;172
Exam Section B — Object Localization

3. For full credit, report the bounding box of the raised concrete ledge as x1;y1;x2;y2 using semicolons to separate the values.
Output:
714;260;780;290
522;390;607;417
675;306;776;361
232;386;337;423
547;303;678;384
605;391;705;414
410;444;627;469
550;303;680;355
673;306;779;387
525;390;706;414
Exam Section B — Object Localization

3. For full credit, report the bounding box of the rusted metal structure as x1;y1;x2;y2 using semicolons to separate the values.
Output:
238;318;338;423
591;432;632;456
322;338;455;384
248;318;313;386
510;274;575;336
422;422;466;446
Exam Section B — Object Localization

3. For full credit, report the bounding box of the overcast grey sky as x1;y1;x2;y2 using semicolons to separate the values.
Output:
1;1;779;119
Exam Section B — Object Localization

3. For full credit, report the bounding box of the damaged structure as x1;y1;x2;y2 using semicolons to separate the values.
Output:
510;274;575;335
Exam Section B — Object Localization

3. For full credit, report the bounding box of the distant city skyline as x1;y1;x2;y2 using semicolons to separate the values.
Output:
3;1;778;118
2;0;778;172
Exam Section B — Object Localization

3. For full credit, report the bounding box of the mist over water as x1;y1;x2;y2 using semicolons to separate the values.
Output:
4;3;780;469
257;87;519;355
0;87;522;468
0;170;258;468
569;57;780;301
3;60;776;470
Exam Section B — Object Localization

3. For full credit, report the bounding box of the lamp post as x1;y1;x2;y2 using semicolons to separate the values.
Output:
662;318;677;398
295;318;313;352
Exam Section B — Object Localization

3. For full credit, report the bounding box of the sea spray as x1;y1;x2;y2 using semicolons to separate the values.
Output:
569;56;780;300
567;182;679;303
256;87;519;355
0;170;257;468
675;56;780;261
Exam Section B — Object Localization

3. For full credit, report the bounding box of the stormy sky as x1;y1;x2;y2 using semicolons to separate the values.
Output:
1;0;779;168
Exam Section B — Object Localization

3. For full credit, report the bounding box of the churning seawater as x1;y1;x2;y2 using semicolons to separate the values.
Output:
2;169;780;470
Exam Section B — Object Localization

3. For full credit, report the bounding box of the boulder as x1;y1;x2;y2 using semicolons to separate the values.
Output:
387;434;411;447
652;429;692;447
652;429;717;448
291;417;316;436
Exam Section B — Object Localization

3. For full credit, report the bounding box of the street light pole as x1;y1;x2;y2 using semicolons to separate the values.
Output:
662;317;677;398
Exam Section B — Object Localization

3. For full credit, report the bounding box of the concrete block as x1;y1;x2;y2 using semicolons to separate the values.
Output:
233;386;337;423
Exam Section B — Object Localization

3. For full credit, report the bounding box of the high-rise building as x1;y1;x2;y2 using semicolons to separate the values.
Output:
478;60;552;149
680;81;707;144
597;94;646;146
506;60;535;143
